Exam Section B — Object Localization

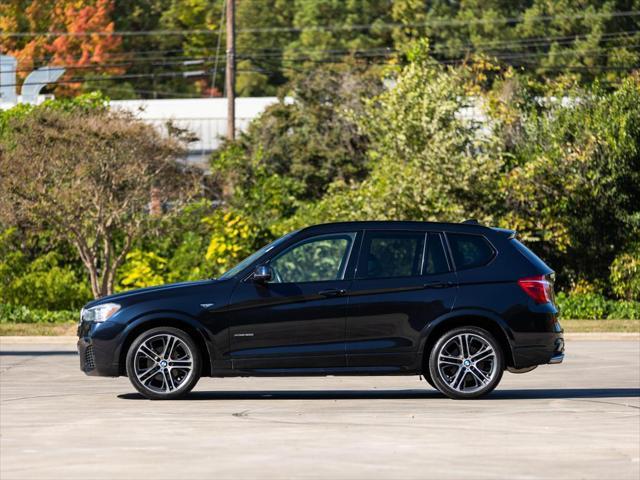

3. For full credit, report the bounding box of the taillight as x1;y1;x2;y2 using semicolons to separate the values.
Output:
518;275;552;304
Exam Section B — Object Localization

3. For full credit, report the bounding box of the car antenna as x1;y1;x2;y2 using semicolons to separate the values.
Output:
462;219;480;225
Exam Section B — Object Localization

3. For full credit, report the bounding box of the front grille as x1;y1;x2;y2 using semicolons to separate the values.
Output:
85;345;96;370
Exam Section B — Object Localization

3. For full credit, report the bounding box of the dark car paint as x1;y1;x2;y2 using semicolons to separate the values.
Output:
78;221;564;377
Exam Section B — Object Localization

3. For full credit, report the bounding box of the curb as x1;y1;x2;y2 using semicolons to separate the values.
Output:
0;336;78;344
563;332;640;341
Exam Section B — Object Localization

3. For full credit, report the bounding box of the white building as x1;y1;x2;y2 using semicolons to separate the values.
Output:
109;97;285;169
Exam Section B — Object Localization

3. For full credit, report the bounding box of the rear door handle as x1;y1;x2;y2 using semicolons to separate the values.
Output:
318;288;346;297
423;281;455;289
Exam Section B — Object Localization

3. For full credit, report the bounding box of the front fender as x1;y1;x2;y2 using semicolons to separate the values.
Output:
114;310;217;375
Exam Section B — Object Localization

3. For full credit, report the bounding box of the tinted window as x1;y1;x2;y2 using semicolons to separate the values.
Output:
447;233;494;270
510;238;551;272
424;234;449;274
269;233;355;283
359;232;425;279
219;230;298;279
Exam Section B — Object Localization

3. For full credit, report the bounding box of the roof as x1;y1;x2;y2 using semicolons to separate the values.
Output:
298;220;498;233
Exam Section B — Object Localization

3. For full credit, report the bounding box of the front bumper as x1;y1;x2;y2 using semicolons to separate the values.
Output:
77;321;124;376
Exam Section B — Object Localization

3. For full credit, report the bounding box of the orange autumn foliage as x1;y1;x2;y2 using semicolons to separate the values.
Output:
0;0;122;96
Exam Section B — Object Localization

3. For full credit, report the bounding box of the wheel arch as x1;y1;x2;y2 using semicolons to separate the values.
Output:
117;314;214;377
418;310;515;372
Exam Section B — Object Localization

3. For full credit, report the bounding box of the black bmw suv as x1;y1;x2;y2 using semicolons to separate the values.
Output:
78;221;564;400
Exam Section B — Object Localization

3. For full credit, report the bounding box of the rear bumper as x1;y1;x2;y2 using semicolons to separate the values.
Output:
512;332;564;368
549;352;564;364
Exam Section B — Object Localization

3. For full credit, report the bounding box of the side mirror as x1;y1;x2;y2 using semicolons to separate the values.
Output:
253;264;272;283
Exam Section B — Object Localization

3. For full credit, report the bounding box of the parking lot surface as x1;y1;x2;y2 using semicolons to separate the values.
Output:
1;337;639;480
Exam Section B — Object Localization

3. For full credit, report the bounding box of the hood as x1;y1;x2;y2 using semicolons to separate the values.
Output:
84;279;221;309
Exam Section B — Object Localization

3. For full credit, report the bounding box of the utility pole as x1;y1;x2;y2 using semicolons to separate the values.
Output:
225;0;235;141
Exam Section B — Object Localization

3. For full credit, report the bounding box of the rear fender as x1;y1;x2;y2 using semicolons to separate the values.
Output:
417;309;516;370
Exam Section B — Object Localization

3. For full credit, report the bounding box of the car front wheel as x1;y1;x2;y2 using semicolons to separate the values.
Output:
428;326;504;399
126;326;201;400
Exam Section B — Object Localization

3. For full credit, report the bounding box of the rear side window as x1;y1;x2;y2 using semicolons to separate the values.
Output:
447;233;494;270
358;231;425;279
424;234;449;274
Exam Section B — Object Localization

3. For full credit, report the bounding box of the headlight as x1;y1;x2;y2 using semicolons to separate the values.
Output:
81;303;121;323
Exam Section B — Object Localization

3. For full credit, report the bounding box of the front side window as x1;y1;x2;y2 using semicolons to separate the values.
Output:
358;231;425;279
218;230;298;279
447;233;495;270
269;233;356;283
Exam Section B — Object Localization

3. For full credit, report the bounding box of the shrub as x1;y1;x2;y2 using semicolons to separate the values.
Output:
556;292;609;320
607;300;640;320
0;304;77;324
117;250;168;290
556;292;640;320
610;248;640;301
0;229;91;311
204;210;261;277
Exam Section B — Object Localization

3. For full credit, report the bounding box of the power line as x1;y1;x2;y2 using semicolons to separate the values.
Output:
4;45;636;85
2;11;639;37
0;70;212;89
105;86;212;99
7;29;637;72
210;0;227;97
3;58;637;91
3;46;637;91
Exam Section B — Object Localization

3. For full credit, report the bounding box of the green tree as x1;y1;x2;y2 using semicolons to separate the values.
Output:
391;0;640;85
286;0;394;59
211;64;382;233
236;0;297;96
498;76;640;288
285;42;504;229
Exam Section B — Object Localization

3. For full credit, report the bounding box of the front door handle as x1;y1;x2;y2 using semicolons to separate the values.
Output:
318;288;346;297
423;281;455;289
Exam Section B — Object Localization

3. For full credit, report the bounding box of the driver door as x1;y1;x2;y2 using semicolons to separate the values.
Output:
226;232;359;371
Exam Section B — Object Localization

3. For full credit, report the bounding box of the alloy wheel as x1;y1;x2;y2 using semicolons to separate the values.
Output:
133;334;194;394
436;333;498;394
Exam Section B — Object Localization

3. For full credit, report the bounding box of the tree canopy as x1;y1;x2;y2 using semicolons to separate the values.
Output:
0;95;198;297
1;0;638;98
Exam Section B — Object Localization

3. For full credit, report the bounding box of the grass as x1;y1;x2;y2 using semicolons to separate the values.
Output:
0;322;77;336
0;319;638;336
560;318;639;333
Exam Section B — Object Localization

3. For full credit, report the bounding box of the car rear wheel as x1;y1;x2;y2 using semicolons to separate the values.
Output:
126;327;201;400
428;326;504;399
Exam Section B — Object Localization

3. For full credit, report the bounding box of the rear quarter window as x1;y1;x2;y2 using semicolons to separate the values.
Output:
510;238;552;272
447;233;495;270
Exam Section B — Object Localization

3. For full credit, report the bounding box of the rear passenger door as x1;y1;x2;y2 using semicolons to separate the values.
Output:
346;230;458;369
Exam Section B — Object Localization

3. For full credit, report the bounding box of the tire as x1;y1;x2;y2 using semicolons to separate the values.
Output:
422;370;437;389
428;326;504;399
126;326;201;400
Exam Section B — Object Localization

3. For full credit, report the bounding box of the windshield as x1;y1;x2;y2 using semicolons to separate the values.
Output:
217;230;298;279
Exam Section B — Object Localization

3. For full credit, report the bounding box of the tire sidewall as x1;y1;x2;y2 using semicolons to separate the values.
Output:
429;326;504;399
126;326;201;400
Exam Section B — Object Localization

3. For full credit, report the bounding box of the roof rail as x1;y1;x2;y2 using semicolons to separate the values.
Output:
462;219;480;225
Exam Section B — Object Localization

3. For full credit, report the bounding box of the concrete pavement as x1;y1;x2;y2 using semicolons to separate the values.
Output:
1;338;639;479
